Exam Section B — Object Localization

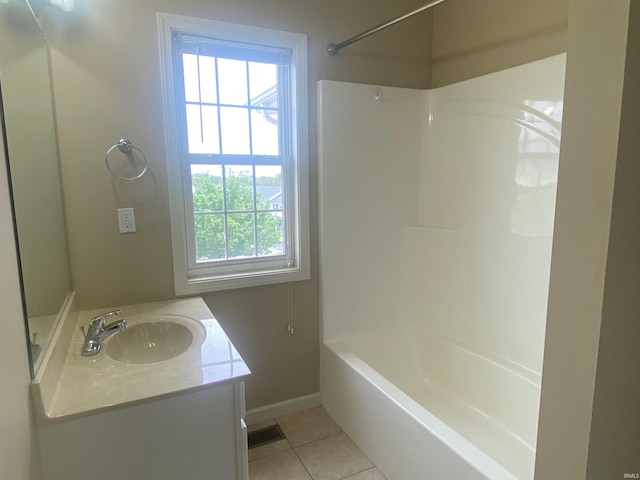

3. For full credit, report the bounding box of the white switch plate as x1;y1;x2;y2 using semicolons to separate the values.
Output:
117;208;136;233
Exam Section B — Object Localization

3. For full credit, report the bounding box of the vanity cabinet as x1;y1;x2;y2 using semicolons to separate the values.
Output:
32;297;251;480
39;382;248;480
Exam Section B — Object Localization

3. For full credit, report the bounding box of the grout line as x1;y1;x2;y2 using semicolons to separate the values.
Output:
293;430;344;449
341;467;386;480
293;432;374;480
292;446;315;480
248;408;379;479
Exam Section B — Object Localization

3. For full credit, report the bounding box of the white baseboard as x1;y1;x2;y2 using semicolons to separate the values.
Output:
245;392;322;426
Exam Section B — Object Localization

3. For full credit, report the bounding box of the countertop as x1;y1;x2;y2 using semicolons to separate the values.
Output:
32;296;251;425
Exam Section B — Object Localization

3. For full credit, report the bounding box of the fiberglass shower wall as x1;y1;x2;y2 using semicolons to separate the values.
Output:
318;82;425;339
319;53;566;374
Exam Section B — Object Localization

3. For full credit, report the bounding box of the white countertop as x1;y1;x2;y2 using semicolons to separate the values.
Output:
32;296;251;425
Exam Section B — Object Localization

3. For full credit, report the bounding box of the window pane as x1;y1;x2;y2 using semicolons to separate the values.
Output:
198;55;217;104
195;214;226;261
225;165;254;211
191;165;223;212
182;54;200;102
186;104;220;154
227;213;255;258
249;62;277;108
255;166;282;211
258;212;284;255
220;107;250;154
251;109;279;156
217;58;248;105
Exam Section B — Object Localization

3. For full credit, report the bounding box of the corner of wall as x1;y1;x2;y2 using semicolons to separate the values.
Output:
535;1;632;478
0;114;44;480
585;0;640;476
430;0;569;87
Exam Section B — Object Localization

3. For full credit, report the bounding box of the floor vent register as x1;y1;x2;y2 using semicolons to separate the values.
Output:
247;424;286;449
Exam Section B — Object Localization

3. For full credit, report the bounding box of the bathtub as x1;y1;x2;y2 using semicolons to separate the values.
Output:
321;325;541;480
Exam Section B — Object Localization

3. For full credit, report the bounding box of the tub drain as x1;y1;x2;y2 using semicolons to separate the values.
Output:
247;424;286;449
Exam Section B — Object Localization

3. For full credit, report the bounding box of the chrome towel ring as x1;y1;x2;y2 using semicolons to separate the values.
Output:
105;139;148;181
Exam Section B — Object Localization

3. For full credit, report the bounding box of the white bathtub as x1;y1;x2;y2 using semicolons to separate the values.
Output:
321;325;541;480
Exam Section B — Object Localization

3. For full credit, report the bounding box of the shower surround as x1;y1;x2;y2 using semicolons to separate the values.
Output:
319;54;566;479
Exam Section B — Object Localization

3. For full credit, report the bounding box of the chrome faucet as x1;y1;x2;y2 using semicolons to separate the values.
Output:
80;310;127;356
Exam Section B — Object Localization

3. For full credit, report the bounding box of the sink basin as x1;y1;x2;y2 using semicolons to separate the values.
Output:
104;316;196;364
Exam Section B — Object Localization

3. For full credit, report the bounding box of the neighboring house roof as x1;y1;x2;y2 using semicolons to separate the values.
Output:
270;193;283;204
249;86;278;126
255;185;282;205
250;85;277;108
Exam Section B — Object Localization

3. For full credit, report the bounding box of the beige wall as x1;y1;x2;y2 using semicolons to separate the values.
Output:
585;0;640;476
41;0;433;409
431;0;569;87
0;100;43;480
0;5;71;319
535;1;636;478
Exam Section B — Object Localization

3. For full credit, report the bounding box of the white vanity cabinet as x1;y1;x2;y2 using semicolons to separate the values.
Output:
32;296;250;480
39;382;248;480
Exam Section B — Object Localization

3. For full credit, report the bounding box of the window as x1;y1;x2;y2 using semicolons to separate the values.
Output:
158;14;309;294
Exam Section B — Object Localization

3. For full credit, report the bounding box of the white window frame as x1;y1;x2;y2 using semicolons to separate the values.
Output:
158;13;310;295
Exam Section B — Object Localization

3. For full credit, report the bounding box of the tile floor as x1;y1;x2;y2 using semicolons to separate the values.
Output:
248;406;386;480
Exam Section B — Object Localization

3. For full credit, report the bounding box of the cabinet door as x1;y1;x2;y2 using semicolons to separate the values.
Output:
40;384;239;480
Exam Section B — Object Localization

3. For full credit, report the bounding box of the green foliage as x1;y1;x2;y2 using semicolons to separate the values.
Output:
192;171;282;261
256;173;281;186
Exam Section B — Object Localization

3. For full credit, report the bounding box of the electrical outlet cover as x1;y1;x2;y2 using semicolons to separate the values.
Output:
117;208;136;233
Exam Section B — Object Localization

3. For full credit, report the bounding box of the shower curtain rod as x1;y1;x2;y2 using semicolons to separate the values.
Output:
327;0;446;56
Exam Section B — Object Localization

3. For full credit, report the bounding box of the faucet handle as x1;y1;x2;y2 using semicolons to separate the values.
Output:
89;309;122;328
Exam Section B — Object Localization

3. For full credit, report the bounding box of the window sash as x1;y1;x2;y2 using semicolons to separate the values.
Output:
173;38;295;277
175;33;292;66
174;49;290;157
183;163;291;269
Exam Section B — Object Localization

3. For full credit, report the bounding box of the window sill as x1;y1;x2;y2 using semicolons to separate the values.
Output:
176;266;310;295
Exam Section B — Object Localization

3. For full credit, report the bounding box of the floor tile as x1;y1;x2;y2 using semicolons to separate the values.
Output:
249;438;292;462
344;467;387;480
276;406;341;447
249;448;312;480
295;432;373;480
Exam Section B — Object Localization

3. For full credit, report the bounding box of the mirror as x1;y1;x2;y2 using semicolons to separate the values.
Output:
0;0;71;375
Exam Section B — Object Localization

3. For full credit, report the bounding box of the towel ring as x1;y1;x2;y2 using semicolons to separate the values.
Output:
105;139;148;181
